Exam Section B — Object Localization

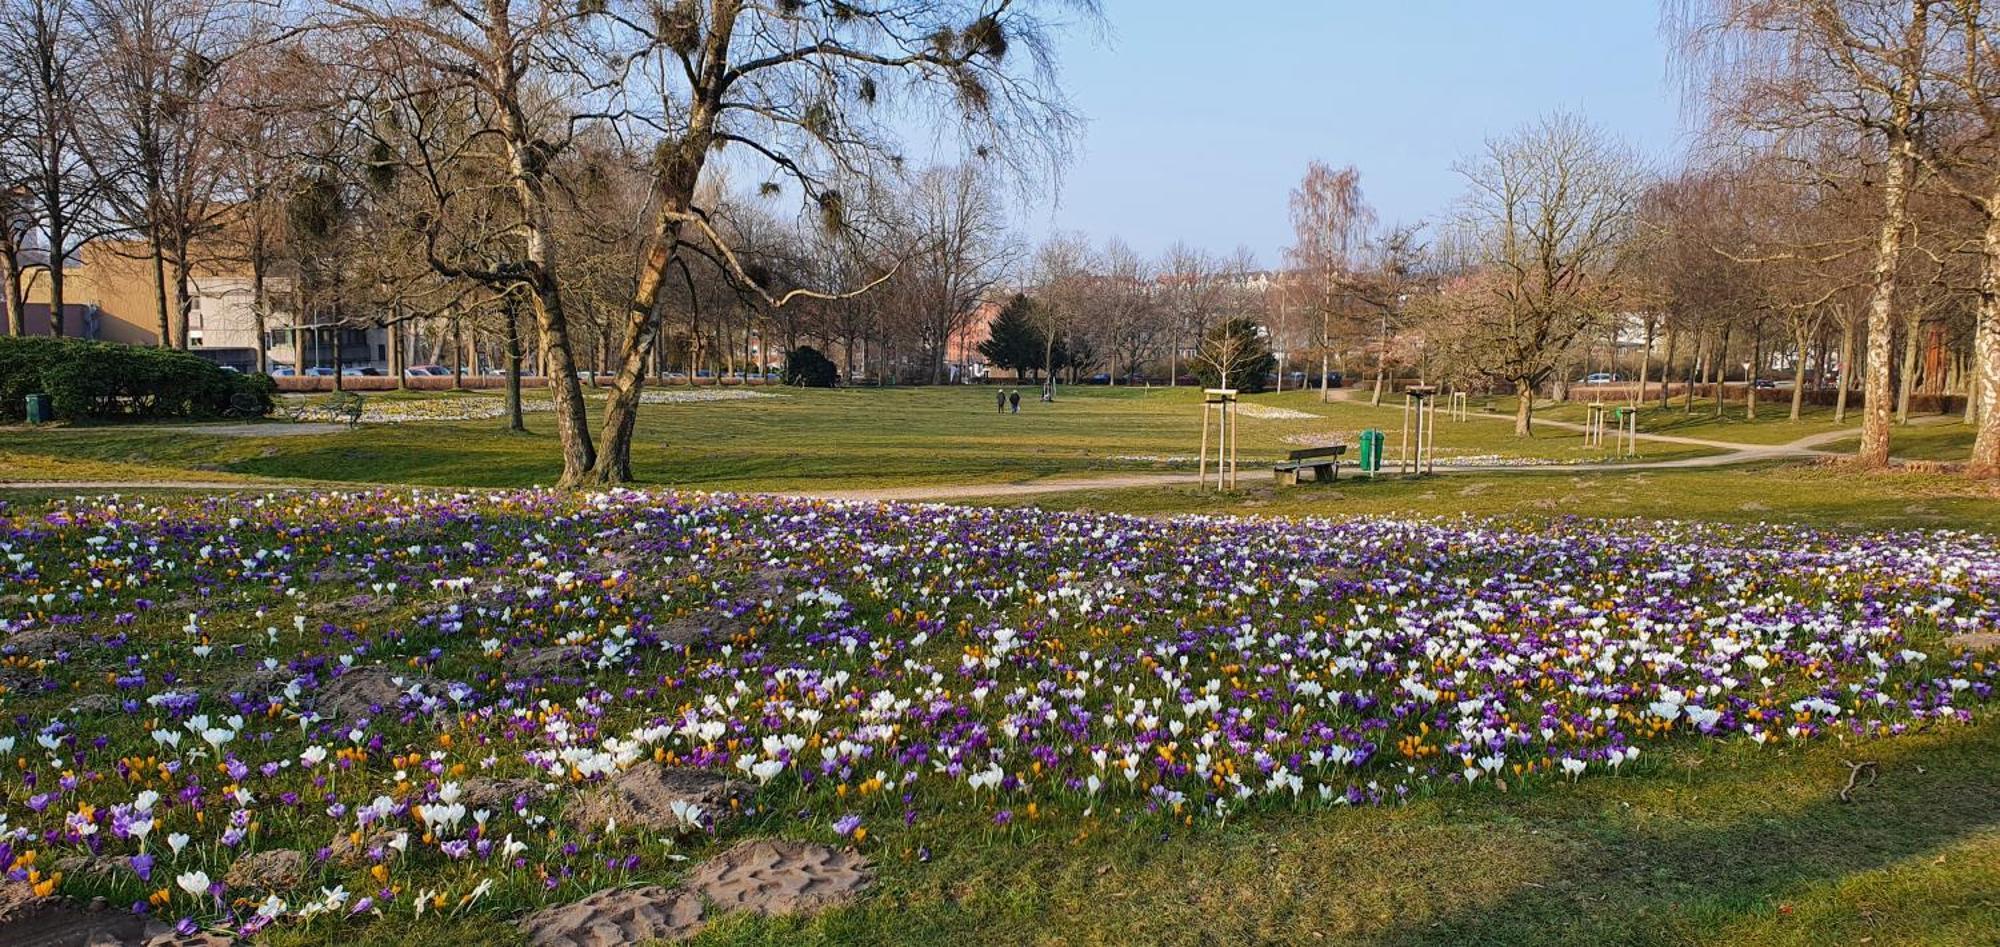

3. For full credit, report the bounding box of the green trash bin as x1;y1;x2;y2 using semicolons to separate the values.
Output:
25;393;51;424
1358;429;1384;473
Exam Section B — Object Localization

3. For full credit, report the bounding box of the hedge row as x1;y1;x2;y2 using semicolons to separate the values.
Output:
0;336;274;422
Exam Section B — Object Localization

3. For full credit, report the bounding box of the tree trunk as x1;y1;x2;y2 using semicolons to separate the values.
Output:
47;261;66;338
1834;317;1854;424
1;248;24;336
596;202;693;483
530;278;595;483
1895;312;1919;425
1686;332;1702;415
1968;206;2000;476
1856;126;1915;468
1637;315;1656;406
1323;312;1335;404
1513;378;1535;436
504;290;526;433
1970;310;1987;428
251;236;268;374
1746;330;1760;421
1791;325;1809;422
389;305;405;390
172;256;196;352
150;240;173;346
1659;325;1678;409
1713;325;1731;417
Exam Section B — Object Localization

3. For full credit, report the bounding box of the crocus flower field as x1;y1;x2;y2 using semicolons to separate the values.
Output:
1;488;1994;941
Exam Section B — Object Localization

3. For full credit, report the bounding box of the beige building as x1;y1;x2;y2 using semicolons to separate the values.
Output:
17;240;385;372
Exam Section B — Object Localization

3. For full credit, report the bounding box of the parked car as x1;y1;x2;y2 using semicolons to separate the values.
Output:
1581;372;1617;385
268;365;296;377
1751;378;1777;390
340;366;382;377
406;364;449;377
304;367;336;377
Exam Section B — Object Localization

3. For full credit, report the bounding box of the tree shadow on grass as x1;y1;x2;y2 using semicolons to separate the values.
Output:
1369;718;2000;946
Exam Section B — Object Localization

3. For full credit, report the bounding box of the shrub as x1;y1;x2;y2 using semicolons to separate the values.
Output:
0;336;273;422
785;345;839;387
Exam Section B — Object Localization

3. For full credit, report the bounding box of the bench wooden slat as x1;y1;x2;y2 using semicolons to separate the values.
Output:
1285;445;1347;461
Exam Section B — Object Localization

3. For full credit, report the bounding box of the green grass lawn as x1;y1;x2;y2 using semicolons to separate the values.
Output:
1;385;1714;491
3;386;1998;947
989;462;2000;532
1468;394;1863;445
678;718;2000;947
1821;421;1980;462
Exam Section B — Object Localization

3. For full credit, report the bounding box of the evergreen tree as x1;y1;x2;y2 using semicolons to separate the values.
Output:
977;294;1049;380
1193;317;1277;394
785;346;838;387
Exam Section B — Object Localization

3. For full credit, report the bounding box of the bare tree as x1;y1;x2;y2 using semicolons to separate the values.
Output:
1437;112;1646;435
209;28;308;374
1094;237;1161;382
0;93;30;335
580;0;1095;481
90;0;243;348
0;0;116;337
1286;162;1375;403
1669;0;1942;465
1157;241;1225;386
896;164;1016;384
1031;231;1093;394
1911;0;2000;474
324;0;1091;483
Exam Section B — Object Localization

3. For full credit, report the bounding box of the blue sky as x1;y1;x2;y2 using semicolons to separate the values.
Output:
1019;1;1691;265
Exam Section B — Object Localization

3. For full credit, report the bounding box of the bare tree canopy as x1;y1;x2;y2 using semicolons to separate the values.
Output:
1433;112;1647;435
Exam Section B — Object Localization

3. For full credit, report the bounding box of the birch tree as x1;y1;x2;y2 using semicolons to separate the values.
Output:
1669;0;1945;465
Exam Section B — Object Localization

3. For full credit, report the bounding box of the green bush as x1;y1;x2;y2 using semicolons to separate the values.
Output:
0;336;273;422
785;345;839;388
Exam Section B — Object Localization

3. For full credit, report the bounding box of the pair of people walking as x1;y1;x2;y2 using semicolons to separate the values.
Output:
995;388;1021;414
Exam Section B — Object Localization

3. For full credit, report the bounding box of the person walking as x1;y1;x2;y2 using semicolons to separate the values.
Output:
1008;389;1020;414
996;387;1006;414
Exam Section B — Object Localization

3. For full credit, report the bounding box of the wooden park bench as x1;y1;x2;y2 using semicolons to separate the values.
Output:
1272;444;1346;486
290;391;364;428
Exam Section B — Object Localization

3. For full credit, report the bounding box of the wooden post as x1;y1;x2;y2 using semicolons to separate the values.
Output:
1198;400;1210;487
1200;389;1238;491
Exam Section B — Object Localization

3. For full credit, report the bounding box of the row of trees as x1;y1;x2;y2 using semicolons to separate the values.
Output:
0;0;1102;485
1661;0;2000;474
1280;1;2000;481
